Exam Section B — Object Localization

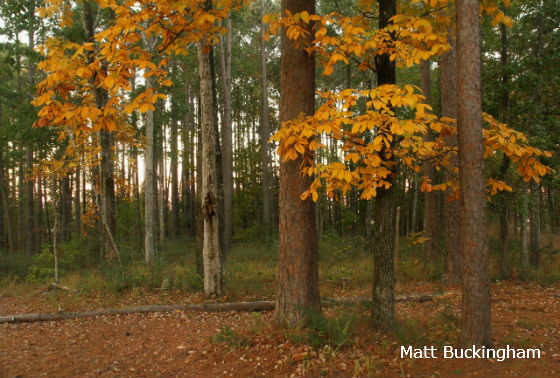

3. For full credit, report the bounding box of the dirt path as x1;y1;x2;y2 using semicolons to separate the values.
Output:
1;282;559;377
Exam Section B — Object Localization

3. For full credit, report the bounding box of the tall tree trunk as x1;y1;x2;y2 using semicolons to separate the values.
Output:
170;65;179;239
456;0;492;347
0;143;13;253
198;34;224;298
440;29;461;283
260;0;272;242
519;185;530;269
411;175;419;233
158;115;166;243
196;95;204;276
83;0;116;256
142;34;157;264
420;59;440;260
74;167;82;237
370;0;397;331
219;17;233;255
529;182;540;267
498;23;511;278
275;0;321;328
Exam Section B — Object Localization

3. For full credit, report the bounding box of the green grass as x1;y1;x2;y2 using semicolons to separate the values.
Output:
1;221;559;300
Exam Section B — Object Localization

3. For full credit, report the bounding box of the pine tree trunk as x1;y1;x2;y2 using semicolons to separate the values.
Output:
456;0;492;347
520;187;530;269
74;167;81;237
219;18;233;256
143;34;156;263
0;143;13;253
440;30;461;284
198;38;224;298
83;0;116;256
260;0;272;242
498;23;511;278
171;94;179;238
420;59;440;260
529;182;540;267
275;0;321;328
196;96;204;276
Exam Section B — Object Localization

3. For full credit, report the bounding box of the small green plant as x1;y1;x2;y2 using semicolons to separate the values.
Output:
395;318;429;346
302;310;356;349
210;326;251;348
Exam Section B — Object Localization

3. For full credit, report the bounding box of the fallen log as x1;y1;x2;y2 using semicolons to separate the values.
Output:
0;293;438;324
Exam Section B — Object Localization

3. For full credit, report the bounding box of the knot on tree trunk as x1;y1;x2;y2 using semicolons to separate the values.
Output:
203;192;217;221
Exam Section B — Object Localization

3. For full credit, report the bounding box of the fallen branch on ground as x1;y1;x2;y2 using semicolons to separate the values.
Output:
0;293;439;324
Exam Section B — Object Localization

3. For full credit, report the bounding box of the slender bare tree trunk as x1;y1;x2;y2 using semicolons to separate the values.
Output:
275;0;321;328
456;0;492;347
142;33;157;264
198;35;224;298
440;30;461;284
74;167;81;237
420;59;441;260
260;0;272;242
25;19;37;255
170;81;180;239
158;121;166;243
498;23;511;278
0;145;13;253
411;176;418;233
0;101;14;253
219;17;234;255
520;189;530;269
529;182;540;267
196;95;204;276
83;0;116;256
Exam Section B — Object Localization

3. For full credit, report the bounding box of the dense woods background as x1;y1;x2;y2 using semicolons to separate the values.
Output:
0;0;559;375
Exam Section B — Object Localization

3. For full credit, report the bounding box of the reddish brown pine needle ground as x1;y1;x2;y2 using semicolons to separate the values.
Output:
1;281;559;378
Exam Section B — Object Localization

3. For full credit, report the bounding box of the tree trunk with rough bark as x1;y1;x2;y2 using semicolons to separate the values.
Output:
219;18;233;256
420;59;440;260
275;0;321;328
370;0;397;331
83;0;116;257
260;0;272;242
198;38;224;298
0;102;14;253
440;29;461;284
142;33;157;264
529;182;540;267
170;65;180;239
456;0;492;347
498;23;511;278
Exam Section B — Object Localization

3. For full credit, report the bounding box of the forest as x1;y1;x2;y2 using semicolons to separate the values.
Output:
0;0;559;377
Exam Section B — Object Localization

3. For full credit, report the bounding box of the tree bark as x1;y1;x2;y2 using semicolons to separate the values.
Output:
0;102;14;253
456;0;492;347
170;64;180;239
83;0;116;256
0;293;438;325
529;182;540;267
520;188;530;269
198;37;225;298
440;29;461;284
498;23;511;278
275;0;321;328
74;167;82;237
370;0;397;331
142;34;157;264
420;59;441;260
260;0;272;242
219;18;234;256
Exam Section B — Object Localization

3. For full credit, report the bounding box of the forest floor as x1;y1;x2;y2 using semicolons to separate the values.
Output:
1;281;559;378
